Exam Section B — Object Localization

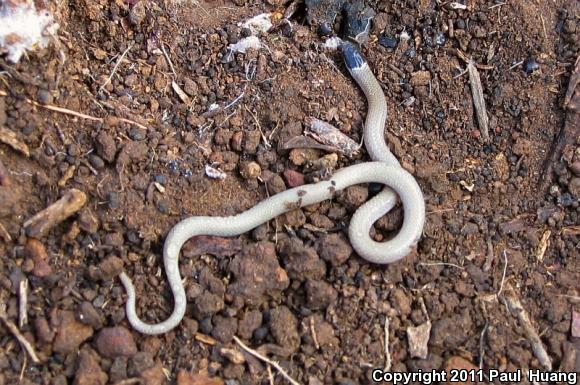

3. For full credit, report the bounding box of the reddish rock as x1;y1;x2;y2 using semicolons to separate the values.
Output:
97;255;124;280
140;362;167;385
74;349;108;385
443;356;478;385
96;327;137;358
52;310;94;354
25;238;52;278
283;169;305;187
177;370;224;385
315;233;352;266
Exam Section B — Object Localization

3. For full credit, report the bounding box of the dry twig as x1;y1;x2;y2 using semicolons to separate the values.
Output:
0;303;40;363
99;43;133;92
502;284;552;370
233;336;301;385
18;279;28;328
384;316;391;372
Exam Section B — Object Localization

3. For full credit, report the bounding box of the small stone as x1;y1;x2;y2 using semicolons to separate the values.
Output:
237;310;262;340
239;161;261;179
443;356;478;385
407;322;431;359
410;71;431;86
78;301;104;329
193;291;224;320
305;279;337;309
379;35;398;48
129;1;146;26
315;234;352;266
74;349;108;385
211;315;238;343
96;327;138;358
88;154;105;170
390;288;412;316
52;310;94;354
140;362;167;385
78;209;100;233
283;169;305;187
280;208;306;228
95;131;117;163
128;126;146;141
98;255;124;280
37;89;53;104
25;238;52;278
33;316;55;344
183;79;198;96
269;306;300;354
177;371;224;385
243;130;261;154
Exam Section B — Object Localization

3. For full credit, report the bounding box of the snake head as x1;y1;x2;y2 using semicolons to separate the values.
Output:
341;42;366;70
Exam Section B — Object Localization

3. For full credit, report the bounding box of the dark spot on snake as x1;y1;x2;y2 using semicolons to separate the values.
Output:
298;190;307;197
331;180;336;186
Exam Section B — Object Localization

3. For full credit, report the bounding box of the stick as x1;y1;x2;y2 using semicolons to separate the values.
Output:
384;316;391;372
99;43;133;92
496;250;508;297
467;61;490;141
0;303;40;363
18;279;28;328
502;284;552;370
233;336;301;385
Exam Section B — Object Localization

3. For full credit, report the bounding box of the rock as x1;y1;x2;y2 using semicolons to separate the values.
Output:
407;322;431;359
193;291;224;320
182;236;242;259
237;310;263;340
78;301;104;329
308;213;334;229
410;71;431;86
278;238;326;281
569;177;580;197
116;140;148;167
269;306;300;353
74;349;108;385
288;148;320;166
305;279;337;309
340;186;368;209
177;371;224;385
52;310;94;354
140;362;167;385
443;356;478;385
96;327;137;358
24;238;52;278
239;161;261;179
390;288;412;316
243;130;261;154
95;131;116;163
33;316;54;344
97;255;124;280
228;242;289;305
199;267;226;296
283;169;305;187
78;209;100;233
211;315;238;343
430;312;472;349
128;1;146;26
279;208;306;228
109;357;128;384
315;234;352;266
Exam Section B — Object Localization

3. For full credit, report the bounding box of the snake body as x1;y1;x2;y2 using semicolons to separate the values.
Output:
119;42;426;335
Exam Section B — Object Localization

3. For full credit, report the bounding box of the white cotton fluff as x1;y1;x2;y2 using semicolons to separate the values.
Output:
0;1;57;63
228;36;261;55
239;13;272;35
323;36;343;50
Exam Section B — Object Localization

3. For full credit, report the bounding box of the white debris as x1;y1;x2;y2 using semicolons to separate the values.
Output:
239;13;272;35
0;0;59;63
399;30;411;41
449;2;468;10
407;321;431;359
205;164;227;180
208;103;220;112
323;37;343;50
228;36;262;54
308;117;361;156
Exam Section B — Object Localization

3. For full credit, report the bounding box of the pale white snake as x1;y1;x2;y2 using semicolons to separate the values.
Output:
119;42;426;335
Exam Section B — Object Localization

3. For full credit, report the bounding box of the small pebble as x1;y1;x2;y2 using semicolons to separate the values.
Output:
96;326;138;358
523;56;540;74
379;35;398;48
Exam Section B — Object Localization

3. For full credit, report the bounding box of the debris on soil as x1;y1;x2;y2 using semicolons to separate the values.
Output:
0;301;40;363
0;0;58;63
308;117;360;156
23;188;87;238
0;125;30;156
572;311;580;338
503;284;553;370
407;321;431;359
205;164;227;180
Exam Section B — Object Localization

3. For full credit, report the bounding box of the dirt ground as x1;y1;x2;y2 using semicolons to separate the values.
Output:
0;0;579;384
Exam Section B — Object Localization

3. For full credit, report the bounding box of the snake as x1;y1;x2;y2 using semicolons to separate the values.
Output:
119;42;426;335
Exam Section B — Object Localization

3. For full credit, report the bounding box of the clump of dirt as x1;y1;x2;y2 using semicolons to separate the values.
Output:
0;0;578;384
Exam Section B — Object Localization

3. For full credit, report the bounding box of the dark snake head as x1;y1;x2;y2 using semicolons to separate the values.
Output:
341;41;367;70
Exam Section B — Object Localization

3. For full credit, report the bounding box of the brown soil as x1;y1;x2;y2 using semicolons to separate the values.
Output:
0;0;579;384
